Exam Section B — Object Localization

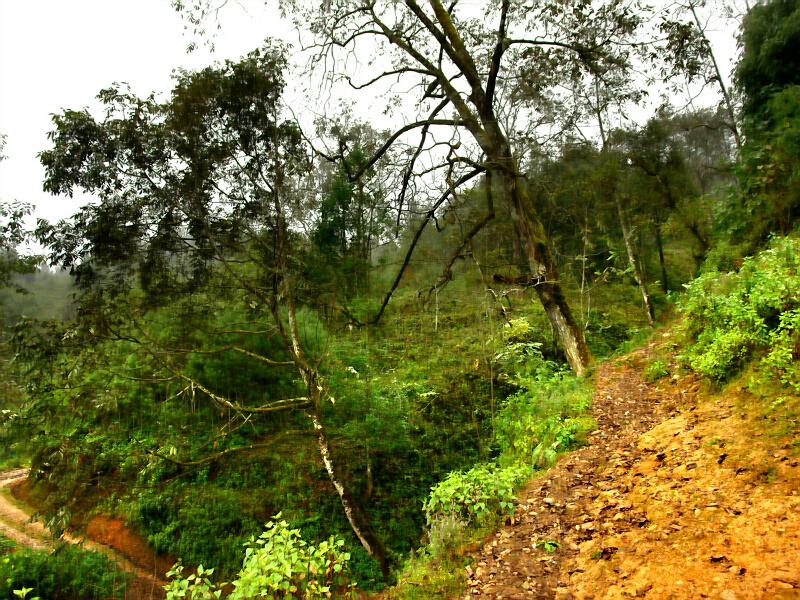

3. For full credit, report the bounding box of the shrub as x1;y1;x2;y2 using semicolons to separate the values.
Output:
643;359;669;382
164;514;356;599
0;544;129;600
679;236;800;385
422;463;530;528
764;308;800;393
134;487;260;578
493;337;592;467
426;515;468;561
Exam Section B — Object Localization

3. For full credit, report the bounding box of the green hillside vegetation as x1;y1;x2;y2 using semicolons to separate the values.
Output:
0;1;798;598
0;535;129;600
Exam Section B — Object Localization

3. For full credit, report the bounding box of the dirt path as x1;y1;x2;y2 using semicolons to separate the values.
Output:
0;469;50;550
0;469;167;599
462;341;800;599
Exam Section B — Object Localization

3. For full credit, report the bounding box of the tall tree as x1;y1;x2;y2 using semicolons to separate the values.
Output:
733;0;800;239
38;47;389;575
736;0;800;124
177;1;666;375
0;135;38;301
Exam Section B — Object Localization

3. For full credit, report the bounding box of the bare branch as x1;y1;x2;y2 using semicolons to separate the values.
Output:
149;430;311;467
429;171;495;296
368;166;484;325
486;0;510;109
348;118;466;181
347;67;434;90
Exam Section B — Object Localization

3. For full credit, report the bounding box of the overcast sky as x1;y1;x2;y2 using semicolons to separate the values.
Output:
0;0;741;226
0;0;290;223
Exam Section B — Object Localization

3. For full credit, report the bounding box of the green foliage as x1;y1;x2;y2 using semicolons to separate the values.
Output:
731;1;800;240
679;236;800;388
422;463;530;528
763;308;800;393
0;534;15;555
533;539;560;553
0;544;128;600
13;587;39;599
390;548;466;600
164;514;355;599
737;86;800;238
417;318;592;551
425;515;468;561
585;309;638;359
134;488;260;577
643;359;669;382
736;0;800;122
164;564;221;599
493;323;593;467
0;202;39;293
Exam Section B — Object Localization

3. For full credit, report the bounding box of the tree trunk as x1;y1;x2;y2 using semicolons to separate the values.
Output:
654;224;669;293
500;170;592;376
616;197;655;325
308;400;389;579
276;219;389;579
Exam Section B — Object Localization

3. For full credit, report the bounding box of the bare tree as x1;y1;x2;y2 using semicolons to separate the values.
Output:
281;0;656;375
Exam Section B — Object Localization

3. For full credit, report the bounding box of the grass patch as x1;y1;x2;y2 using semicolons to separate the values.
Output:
0;534;15;555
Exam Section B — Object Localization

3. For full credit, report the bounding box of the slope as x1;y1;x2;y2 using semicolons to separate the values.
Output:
463;337;800;599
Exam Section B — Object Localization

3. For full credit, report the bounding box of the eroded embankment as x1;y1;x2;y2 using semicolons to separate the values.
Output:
0;469;168;599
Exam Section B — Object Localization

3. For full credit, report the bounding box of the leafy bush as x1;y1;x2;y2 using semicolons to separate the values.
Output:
164;514;355;599
679;236;800;386
584;309;636;358
425;515;468;561
418;318;593;548
493;331;592;467
763;308;800;393
643;359;669;382
134;487;260;578
422;463;529;528
0;544;129;599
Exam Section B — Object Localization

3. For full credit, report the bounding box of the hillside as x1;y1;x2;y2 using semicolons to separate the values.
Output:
1;1;800;598
460;339;800;599
3;329;797;599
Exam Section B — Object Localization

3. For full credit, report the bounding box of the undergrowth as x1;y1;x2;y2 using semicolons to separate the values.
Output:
679;236;800;391
0;543;129;600
164;513;356;599
388;318;594;598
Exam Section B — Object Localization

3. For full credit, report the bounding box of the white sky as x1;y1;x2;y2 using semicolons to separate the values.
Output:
0;0;289;222
0;0;741;226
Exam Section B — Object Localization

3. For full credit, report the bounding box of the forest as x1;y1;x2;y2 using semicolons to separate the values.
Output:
0;0;798;598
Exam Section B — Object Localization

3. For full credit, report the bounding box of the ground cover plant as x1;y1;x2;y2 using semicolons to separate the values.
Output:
679;236;800;389
0;544;129;600
1;0;799;596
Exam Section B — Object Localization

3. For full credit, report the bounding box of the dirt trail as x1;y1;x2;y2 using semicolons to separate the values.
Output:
0;469;167;599
463;341;800;599
0;469;49;550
